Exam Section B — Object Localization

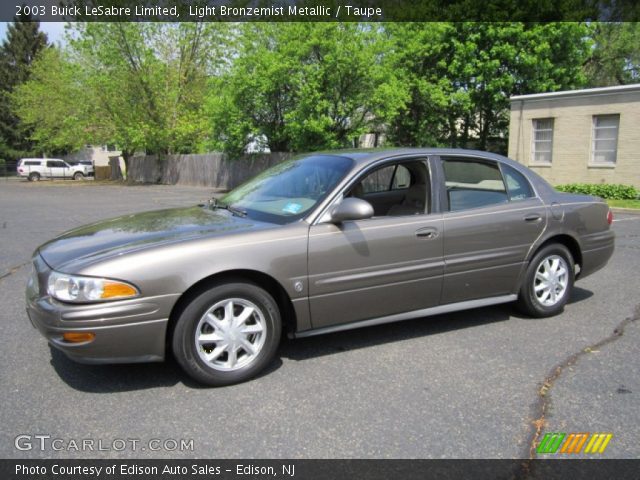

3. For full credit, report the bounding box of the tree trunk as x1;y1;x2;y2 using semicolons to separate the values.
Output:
479;111;491;151
448;116;458;148
120;149;133;182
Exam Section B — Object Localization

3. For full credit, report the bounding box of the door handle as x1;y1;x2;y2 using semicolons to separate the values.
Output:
415;227;439;239
524;213;542;222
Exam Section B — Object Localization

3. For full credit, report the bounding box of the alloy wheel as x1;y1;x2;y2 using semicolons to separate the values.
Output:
533;255;569;307
194;298;267;371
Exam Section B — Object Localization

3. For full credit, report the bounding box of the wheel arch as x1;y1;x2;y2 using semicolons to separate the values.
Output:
166;269;297;352
531;234;583;276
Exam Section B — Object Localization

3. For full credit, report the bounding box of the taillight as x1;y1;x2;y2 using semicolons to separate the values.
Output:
18;168;23;173
607;209;613;225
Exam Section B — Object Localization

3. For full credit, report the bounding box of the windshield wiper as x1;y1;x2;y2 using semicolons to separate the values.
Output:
207;198;247;217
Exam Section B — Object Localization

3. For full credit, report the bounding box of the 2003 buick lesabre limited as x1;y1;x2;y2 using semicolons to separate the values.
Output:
26;149;615;386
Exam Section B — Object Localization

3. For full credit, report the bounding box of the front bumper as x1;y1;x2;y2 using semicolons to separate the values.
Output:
26;255;180;364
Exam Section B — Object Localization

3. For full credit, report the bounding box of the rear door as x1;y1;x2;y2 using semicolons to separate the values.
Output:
437;155;547;304
45;160;68;178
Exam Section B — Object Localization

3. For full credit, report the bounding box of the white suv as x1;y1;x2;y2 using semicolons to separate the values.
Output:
17;158;92;181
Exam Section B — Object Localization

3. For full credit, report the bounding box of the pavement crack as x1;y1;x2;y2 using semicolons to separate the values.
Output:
0;262;29;282
518;304;640;476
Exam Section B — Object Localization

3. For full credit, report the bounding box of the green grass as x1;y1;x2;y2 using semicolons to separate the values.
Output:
607;199;640;209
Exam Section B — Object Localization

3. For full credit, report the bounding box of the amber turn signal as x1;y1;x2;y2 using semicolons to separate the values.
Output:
102;282;138;299
62;332;95;343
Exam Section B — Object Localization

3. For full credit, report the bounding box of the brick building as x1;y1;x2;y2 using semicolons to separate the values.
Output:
508;84;640;188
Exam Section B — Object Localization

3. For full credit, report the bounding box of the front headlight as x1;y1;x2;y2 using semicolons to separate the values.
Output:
47;271;139;303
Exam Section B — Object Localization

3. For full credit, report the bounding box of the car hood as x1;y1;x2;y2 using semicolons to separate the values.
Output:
38;206;273;271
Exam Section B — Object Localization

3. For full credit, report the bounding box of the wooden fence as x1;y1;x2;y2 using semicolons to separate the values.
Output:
126;153;294;190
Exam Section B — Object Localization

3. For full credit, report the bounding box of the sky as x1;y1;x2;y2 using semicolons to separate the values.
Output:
0;22;67;45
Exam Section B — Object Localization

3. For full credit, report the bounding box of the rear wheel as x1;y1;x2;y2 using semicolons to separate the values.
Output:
172;282;281;386
73;172;84;180
28;172;40;182
516;243;574;317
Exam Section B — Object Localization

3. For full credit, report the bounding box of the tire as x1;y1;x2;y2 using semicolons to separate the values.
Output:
516;243;574;318
172;281;281;386
28;172;40;182
73;172;84;181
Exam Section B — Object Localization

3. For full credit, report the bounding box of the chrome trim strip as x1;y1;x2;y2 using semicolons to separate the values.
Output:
294;294;517;338
442;203;543;221
556;202;602;207
315;260;443;286
309;274;440;299
309;217;441;236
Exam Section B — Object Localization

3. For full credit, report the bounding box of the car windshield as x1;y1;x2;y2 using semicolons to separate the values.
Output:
219;155;354;224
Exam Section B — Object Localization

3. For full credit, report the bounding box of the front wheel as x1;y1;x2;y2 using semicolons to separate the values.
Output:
516;244;574;318
73;172;84;180
172;282;281;386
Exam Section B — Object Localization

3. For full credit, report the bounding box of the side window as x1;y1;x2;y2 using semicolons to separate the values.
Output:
47;161;65;168
348;160;429;217
360;164;412;194
442;157;508;212
24;161;40;166
361;165;395;193
501;164;534;201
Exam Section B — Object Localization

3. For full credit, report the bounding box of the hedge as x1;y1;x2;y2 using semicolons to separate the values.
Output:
555;183;638;200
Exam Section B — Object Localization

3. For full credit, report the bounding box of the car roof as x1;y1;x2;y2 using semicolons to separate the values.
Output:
20;158;63;161
310;148;520;168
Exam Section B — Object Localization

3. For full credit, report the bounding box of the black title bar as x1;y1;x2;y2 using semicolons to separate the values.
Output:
1;459;640;480
1;0;640;22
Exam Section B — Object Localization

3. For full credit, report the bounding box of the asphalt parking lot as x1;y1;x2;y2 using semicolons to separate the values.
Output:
1;179;638;459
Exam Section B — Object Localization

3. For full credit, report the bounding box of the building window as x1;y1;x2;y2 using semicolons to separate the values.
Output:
531;118;554;164
592;114;619;165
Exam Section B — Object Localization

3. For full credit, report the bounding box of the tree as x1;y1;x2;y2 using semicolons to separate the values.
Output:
584;22;640;86
386;23;590;153
14;22;226;171
208;23;408;155
13;48;90;155
382;23;455;148
69;23;224;165
0;17;48;160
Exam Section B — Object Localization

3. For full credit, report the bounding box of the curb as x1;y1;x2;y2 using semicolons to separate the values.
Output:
610;207;640;215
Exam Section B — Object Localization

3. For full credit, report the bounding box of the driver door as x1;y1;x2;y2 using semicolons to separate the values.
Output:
307;158;444;329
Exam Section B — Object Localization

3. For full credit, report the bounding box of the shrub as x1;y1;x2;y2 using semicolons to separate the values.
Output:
555;183;638;200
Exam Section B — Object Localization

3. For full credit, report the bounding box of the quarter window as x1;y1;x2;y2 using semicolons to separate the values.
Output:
531;118;554;164
442;157;508;212
592;114;619;165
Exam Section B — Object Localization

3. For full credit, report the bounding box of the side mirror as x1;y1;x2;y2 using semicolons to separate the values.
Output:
330;197;374;223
